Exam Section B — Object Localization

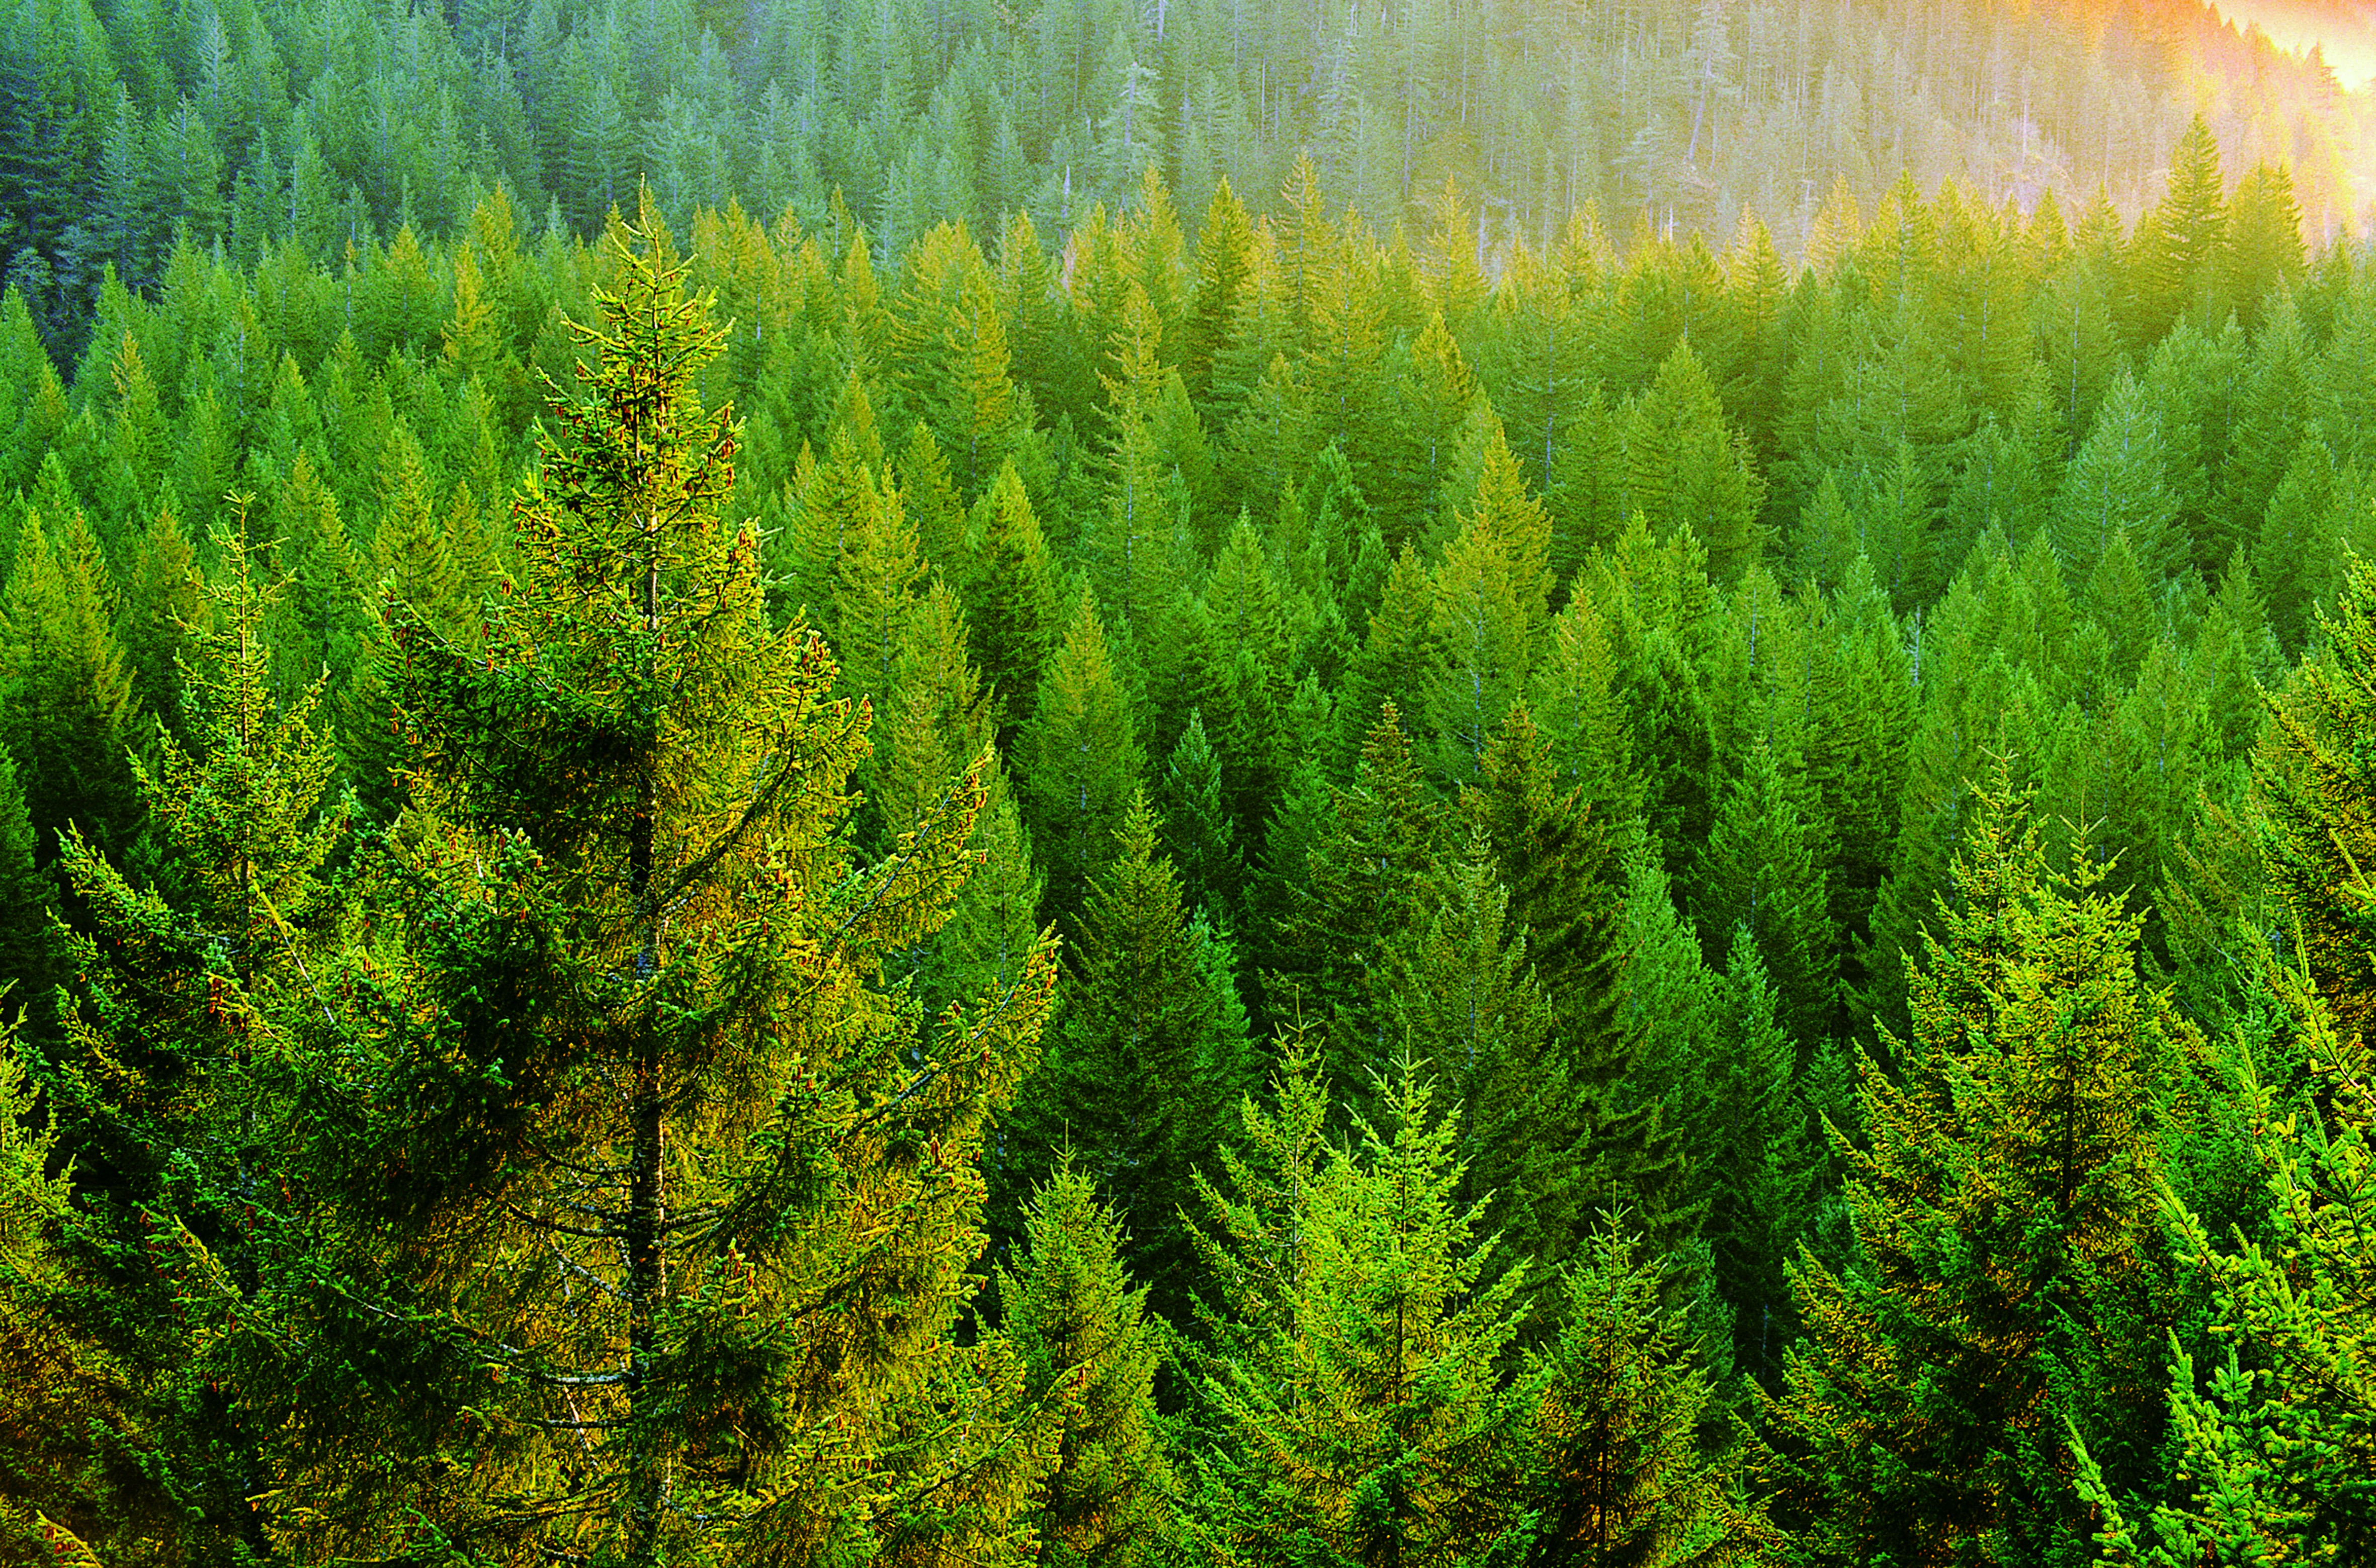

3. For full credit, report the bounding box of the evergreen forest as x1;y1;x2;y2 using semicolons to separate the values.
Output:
3;0;2376;1560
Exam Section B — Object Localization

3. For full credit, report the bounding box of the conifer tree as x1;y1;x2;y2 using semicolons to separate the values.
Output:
1162;708;1243;925
2256;551;2376;1047
1804;559;1912;1032
2218;163;2306;332
1183;177;1255;402
1706;927;1819;1390
2076;965;2376;1564
277;216;1060;1566
1521;1225;1767;1565
1383;829;1585;1314
0;1030;152;1565
1335;543;1435;774
2051;366;2185;587
1462;704;1629;1075
995;1162;1175;1567
1698;735;1836;1046
923;762;1048;1034
115;498;199;743
1274;703;1444;1111
1008;794;1250;1325
42;521;341;1568
1420;514;1532;789
1018;585;1144;922
0;749;52;1035
2129;115;2225;346
1187;1052;1531;1567
2218;287;2313;556
0;509;145;872
869;577;990;858
961;458;1062;738
1766;770;2182;1564
1623;339;1766;585
1526;590;1638;829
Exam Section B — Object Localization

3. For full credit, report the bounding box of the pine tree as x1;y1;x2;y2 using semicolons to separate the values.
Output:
0;1026;153;1565
1706;927;1819;1390
1462;703;1629;1078
1274;703;1444;1113
2256;550;2376;1048
2252;431;2349;655
0;749;52;1035
869;577;991;860
1008;794;1250;1325
1186;1052;1532;1568
1525;590;1638;829
1766;769;2183;1564
1017;585;1145;923
2076;965;2376;1564
1420;513;1532;790
1698;735;1837;1046
1335;543;1435;775
0;509;145;873
1623;339;1766;585
995;1162;1175;1566
1162;708;1243;925
42;521;342;1567
2217;162;2306;332
961;458;1062;739
2051;366;2185;588
272;216;1060;1566
2129;115;2225;346
115;497;199;744
1183;177;1255;402
1520;1224;1767;1564
923;762;1048;1034
2219;287;2313;559
1383;829;1584;1315
1804;558;1912;1035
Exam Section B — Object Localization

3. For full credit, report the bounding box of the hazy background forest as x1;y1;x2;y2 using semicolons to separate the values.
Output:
4;0;2376;1562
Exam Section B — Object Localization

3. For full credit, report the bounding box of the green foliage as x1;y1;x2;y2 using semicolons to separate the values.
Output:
1008;793;1251;1323
995;1162;1175;1566
1765;769;2183;1563
2256;552;2376;1049
2076;966;2376;1565
276;214;1061;1565
1519;1225;1770;1565
1187;1045;1533;1568
6;64;2376;1568
1019;584;1146;922
0;508;145;872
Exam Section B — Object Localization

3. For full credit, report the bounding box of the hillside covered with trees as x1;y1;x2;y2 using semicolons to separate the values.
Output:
4;0;2376;1560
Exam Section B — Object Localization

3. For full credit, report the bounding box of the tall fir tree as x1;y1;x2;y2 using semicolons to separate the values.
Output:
994;1162;1175;1567
270;216;1061;1565
2076;963;2376;1564
0;509;146;873
1186;1051;1532;1568
1017;584;1145;924
41;521;341;1568
1272;702;1443;1115
1007;794;1251;1326
1766;770;2184;1564
1696;735;1837;1048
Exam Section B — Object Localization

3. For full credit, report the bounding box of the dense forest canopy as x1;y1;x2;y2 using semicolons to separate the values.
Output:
8;0;2376;366
4;0;2376;1561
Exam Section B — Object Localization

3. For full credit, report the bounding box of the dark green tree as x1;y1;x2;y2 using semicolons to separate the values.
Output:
1009;794;1251;1325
